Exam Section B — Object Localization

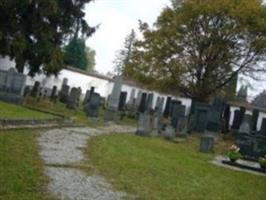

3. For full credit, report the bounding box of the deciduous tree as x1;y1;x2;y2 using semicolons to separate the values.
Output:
125;0;266;102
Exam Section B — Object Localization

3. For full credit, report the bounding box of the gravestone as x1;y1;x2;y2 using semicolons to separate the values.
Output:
105;76;123;121
135;90;142;109
212;96;224;114
23;86;31;97
223;104;231;133
236;133;266;159
163;126;176;140
153;97;165;133
31;81;40;98
118;92;127;111
251;109;259;132
62;78;68;86
83;90;90;105
231;110;241;130
59;84;70;103
127;89;136;108
190;102;210;133
163;97;172;118
173;104;186;134
239;114;252;134
50;86;57;102
146;93;154;112
171;103;185;129
170;100;181;117
199;136;214;153
239;106;246;126
86;92;101;118
138;93;147;113
205;109;221;133
66;87;80;110
0;68;26;104
136;112;151;136
260;118;266;136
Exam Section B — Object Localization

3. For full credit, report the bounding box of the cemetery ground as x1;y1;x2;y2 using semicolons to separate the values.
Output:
86;134;266;200
0;101;56;120
1;100;266;200
0;129;55;200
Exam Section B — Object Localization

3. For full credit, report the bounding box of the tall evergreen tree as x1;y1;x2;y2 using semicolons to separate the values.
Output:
0;0;95;76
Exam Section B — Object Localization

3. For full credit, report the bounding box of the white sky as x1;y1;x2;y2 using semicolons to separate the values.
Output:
85;0;170;74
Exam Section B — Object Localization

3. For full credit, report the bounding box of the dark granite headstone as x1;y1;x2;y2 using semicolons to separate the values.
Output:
236;133;266;159
163;97;172;118
146;93;154;112
260;118;266;136
50;86;57;98
223;104;231;133
31;81;40;98
138;93;147;113
118;92;127;111
190;102;210;133
86;93;101;118
239;106;246;126
231;110;241;130
206;109;221;133
251;109;259;132
59;84;70;103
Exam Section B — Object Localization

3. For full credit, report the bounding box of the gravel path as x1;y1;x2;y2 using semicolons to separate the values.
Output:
38;124;136;200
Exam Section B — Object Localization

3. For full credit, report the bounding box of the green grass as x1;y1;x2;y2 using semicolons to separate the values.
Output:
86;134;266;200
23;97;137;128
0;129;56;200
0;101;56;120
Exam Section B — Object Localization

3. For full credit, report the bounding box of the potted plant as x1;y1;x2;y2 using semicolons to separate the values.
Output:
259;155;266;169
226;144;242;162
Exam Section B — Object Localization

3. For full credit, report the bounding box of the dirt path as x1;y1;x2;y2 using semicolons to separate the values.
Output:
38;125;136;200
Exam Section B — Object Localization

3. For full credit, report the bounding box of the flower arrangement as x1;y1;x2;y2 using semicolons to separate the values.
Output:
259;155;266;169
226;144;242;162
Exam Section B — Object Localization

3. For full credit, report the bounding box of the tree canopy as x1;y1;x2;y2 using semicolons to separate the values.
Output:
0;0;95;76
64;38;96;72
124;0;266;102
113;29;136;75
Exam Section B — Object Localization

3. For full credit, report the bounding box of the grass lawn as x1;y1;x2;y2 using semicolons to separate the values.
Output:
0;129;55;200
86;134;266;200
0;101;56;120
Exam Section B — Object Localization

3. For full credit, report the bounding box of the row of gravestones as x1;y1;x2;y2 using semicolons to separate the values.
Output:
190;97;266;157
136;94;187;139
233;108;266;159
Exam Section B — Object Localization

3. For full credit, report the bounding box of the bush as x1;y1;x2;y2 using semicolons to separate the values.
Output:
226;145;242;162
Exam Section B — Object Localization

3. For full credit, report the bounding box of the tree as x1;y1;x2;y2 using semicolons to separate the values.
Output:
65;38;88;71
113;29;136;75
0;0;95;76
86;46;96;72
124;0;266;102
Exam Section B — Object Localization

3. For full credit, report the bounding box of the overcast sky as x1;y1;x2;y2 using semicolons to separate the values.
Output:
85;0;170;74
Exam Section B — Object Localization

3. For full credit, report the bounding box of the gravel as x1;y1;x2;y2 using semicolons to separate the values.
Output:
38;124;136;200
